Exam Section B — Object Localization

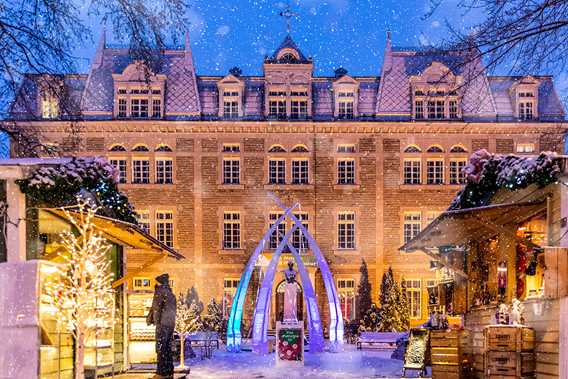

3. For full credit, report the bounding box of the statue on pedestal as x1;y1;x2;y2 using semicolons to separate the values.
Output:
282;261;300;323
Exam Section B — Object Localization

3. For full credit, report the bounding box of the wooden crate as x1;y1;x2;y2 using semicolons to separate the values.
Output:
430;330;470;379
486;351;535;377
484;326;535;352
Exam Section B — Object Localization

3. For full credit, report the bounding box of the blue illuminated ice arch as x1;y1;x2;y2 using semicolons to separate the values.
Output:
226;196;344;354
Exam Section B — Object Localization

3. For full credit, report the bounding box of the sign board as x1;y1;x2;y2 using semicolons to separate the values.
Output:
276;321;304;366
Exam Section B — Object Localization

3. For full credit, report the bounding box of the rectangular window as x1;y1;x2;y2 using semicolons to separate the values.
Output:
338;101;354;119
403;212;421;244
519;102;534;120
290;100;308;119
118;98;127;118
152;99;161;118
403;279;422;319
268;159;286;184
132;159;150;184
156;211;174;247
42;97;59;119
337;212;355;249
516;143;535;153
156;159;173;184
403;159;421;185
131;99;149;118
222;278;240;318
269;212;286;249
427;160;444;184
222;143;240;153
449;159;466;185
292;213;309;251
415;100;424;120
223;159;240;185
337;159;355;185
269;100;287;119
291;159;309;184
136;211;151;234
427;100;445;119
110;159;127;184
223;212;241;249
223;101;239;118
337;144;356;153
133;277;152;290
449;100;458;119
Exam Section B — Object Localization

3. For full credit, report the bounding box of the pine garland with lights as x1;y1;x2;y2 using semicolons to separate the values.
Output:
45;199;115;379
450;150;560;210
17;157;137;223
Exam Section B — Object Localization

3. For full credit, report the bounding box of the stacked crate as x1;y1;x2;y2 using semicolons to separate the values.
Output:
430;329;470;379
484;326;535;378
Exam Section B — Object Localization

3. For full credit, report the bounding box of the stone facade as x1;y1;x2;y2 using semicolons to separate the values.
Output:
9;32;566;327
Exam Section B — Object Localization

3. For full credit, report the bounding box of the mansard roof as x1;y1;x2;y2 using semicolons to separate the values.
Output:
7;33;565;122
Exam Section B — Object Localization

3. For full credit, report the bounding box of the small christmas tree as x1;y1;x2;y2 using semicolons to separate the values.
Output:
378;267;407;332
398;279;410;330
356;259;372;322
359;303;382;333
186;300;204;334
203;298;224;334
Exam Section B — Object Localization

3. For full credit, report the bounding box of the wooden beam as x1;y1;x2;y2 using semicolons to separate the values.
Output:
415;248;468;279
112;253;167;289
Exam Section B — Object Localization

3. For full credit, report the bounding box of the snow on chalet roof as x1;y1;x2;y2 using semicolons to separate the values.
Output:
8;33;566;122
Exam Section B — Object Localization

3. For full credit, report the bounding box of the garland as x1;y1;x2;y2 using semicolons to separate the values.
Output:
449;149;560;210
17;157;137;224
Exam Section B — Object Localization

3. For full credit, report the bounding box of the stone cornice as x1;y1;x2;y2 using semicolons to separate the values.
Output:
9;120;566;135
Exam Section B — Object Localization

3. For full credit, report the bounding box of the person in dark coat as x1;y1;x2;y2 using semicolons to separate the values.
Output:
147;273;177;379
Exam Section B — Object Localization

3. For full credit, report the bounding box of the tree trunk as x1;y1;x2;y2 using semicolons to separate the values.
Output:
178;332;185;368
75;327;85;379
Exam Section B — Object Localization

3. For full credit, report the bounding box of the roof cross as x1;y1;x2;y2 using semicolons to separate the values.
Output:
279;3;299;35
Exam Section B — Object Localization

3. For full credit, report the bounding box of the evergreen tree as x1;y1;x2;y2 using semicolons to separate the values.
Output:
359;303;382;333
356;259;372;321
378;267;408;332
186;300;204;334
185;286;204;314
175;293;193;335
398;279;411;330
203;298;224;334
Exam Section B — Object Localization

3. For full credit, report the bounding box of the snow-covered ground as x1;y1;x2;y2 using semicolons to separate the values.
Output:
185;344;429;379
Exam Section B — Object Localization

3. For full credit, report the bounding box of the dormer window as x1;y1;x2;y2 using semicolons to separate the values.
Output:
112;62;166;119
333;73;359;120
410;62;463;121
217;73;244;120
511;76;539;121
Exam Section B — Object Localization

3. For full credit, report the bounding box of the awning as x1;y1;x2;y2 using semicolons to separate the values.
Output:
400;200;546;253
43;208;184;260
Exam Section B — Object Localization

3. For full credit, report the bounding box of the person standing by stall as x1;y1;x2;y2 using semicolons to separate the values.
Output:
147;273;177;379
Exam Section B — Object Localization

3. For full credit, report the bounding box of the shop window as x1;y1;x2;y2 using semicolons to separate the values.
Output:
133;277;152;291
337;212;356;250
223;212;241;250
403;159;421;184
403;279;422;319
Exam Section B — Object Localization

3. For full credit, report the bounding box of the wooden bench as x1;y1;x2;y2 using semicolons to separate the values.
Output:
356;332;406;350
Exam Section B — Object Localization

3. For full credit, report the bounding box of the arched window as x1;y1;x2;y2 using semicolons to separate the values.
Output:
132;144;150;152
279;53;298;63
268;145;287;153
449;145;467;153
404;145;421;153
291;144;309;153
427;145;444;153
155;144;173;152
109;144;126;152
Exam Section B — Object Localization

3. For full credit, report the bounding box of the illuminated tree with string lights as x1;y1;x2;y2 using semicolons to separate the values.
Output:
46;198;115;379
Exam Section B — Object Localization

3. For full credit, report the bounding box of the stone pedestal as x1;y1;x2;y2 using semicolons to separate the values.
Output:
276;321;304;367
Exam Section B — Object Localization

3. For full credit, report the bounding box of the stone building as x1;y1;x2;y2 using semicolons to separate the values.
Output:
8;31;566;338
